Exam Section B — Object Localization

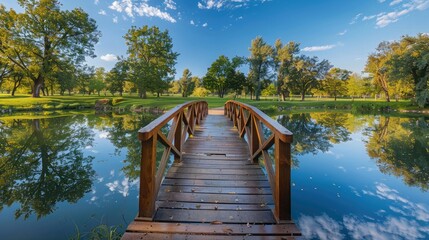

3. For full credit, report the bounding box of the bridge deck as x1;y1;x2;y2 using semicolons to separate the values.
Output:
122;109;300;239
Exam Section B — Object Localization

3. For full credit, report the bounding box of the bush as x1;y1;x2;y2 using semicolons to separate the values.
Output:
192;87;210;97
112;98;124;105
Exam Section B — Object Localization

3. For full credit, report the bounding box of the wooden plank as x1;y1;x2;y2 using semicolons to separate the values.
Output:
154;209;276;223
167;167;264;175
122;233;298;240
156;201;274;211
172;162;260;169
161;179;271;188
126;221;300;236
159;185;272;195
157;192;273;204
165;172;267;181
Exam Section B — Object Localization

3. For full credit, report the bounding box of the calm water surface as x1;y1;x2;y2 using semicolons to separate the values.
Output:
0;112;428;240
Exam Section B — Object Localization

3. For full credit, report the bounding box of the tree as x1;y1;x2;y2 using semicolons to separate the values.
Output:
88;67;106;96
107;59;129;96
124;25;178;98
203;55;243;98
179;69;192;97
288;55;331;101
0;0;100;97
321;68;351;101
389;34;429;107
248;37;273;100
273;40;300;100
261;83;276;98
347;74;366;100
365;42;393;102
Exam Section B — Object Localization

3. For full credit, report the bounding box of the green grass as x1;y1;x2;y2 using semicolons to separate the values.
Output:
0;94;427;115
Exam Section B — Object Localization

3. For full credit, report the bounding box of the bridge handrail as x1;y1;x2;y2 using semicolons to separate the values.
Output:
138;100;208;220
224;100;293;222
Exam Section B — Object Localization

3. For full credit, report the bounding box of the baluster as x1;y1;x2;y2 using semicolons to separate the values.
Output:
274;135;291;221
139;133;158;219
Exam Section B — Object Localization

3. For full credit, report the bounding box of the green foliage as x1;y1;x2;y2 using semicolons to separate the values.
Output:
191;87;210;97
203;55;244;98
124;25;178;98
0;0;100;97
179;69;192;97
248;37;274;100
321;68;351;101
273;40;300;100
388;34;429;107
261;83;277;97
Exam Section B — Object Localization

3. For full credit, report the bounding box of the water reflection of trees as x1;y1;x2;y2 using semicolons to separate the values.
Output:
365;116;429;191
0;117;95;219
96;113;159;180
276;112;352;163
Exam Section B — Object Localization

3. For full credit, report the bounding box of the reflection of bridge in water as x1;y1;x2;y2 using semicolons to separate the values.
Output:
122;101;301;239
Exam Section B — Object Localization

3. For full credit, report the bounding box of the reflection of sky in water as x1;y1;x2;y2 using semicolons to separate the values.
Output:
293;127;429;239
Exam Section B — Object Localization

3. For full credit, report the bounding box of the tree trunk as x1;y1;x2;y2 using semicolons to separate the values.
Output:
32;78;43;97
301;92;305;101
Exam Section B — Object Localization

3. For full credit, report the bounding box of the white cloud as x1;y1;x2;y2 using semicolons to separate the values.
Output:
372;0;429;27
112;16;118;23
190;20;195;25
350;13;362;24
202;22;208;27
299;214;344;240
390;0;403;5
106;177;139;197
109;0;176;23
98;9;106;15
94;0;99;4
338;29;347;36
164;0;177;10
302;44;336;52
197;0;268;10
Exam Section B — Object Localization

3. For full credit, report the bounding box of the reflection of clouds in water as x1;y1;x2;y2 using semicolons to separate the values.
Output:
99;131;110;139
299;183;429;239
110;169;115;177
106;177;139;197
298;214;344;240
364;182;429;222
338;166;346;172
344;215;428;240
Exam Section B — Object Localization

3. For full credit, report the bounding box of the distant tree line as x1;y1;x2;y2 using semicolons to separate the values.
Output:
0;0;428;107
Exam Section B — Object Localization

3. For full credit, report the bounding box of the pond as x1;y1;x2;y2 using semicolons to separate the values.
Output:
0;111;428;239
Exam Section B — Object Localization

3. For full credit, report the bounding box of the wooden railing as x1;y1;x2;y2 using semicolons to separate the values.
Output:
224;100;293;222
137;101;208;220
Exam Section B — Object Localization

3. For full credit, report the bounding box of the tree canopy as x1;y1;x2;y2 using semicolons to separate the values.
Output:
0;0;100;97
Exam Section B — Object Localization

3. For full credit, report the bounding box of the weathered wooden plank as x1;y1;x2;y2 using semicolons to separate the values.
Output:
156;201;274;211
165;172;267;181
162;179;271;188
122;233;298;240
157;192;273;204
126;221;300;236
172;162;260;169
159;185;272;195
168;167;264;175
154;209;276;223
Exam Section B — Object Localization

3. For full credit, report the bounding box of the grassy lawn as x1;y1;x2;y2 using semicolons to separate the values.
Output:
0;94;427;114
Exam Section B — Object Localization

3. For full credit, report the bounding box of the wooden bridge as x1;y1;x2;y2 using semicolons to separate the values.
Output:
122;100;301;239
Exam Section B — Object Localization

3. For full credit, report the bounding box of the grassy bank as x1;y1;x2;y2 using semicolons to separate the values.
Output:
0;94;428;115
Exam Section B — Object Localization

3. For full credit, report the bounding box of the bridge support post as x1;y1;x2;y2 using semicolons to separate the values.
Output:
139;134;157;220
274;135;292;221
174;115;182;162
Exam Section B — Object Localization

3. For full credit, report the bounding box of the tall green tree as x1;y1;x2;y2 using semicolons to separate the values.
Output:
288;55;331;101
273;40;300;100
248;37;273;100
347;73;367;100
321;68;351;101
0;0;100;97
365;42;393;102
124;25;178;98
389;34;429;107
179;69;192;97
107;59;129;96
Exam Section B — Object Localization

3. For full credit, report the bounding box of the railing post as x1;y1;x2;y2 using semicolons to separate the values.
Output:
139;133;158;220
274;135;292;222
174;114;182;162
250;116;259;163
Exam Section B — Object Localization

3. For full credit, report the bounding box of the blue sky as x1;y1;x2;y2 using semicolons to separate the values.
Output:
2;0;429;79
